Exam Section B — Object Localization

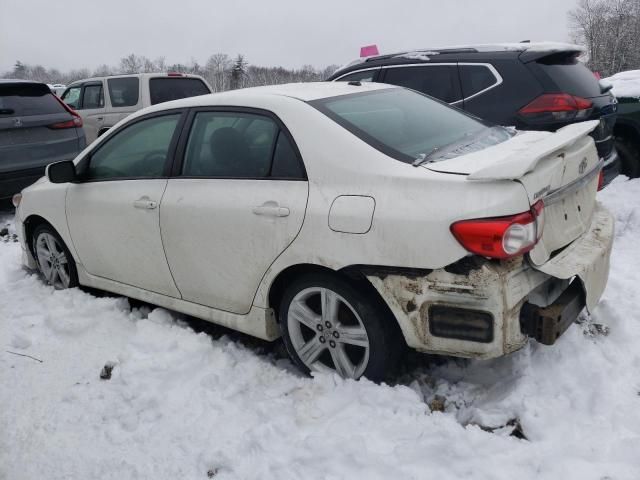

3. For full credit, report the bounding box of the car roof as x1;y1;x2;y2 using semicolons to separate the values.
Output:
67;72;207;87
332;41;585;76
142;81;396;111
0;78;47;85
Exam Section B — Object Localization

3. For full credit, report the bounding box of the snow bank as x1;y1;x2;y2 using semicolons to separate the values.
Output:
2;179;640;479
604;70;640;99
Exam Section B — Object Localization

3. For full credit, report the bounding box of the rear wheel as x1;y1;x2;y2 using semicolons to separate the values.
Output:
32;224;78;289
615;135;640;178
279;272;402;381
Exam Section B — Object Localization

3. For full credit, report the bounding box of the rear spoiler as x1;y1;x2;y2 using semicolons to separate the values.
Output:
519;46;585;64
466;120;599;181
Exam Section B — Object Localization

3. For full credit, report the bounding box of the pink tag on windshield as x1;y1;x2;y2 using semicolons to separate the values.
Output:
360;45;379;57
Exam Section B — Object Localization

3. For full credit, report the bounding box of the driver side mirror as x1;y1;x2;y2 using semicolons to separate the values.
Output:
46;160;77;183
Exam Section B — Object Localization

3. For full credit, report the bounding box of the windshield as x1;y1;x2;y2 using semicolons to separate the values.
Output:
309;88;512;164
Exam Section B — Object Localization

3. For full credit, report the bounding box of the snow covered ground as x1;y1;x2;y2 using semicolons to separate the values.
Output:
1;178;640;480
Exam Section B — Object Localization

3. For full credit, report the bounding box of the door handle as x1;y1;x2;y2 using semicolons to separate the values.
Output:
96;116;104;121
252;201;290;217
133;197;158;210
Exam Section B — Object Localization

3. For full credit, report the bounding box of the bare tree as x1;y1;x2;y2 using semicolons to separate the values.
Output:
569;0;640;76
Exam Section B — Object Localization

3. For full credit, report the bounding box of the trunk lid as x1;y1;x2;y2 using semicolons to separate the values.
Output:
425;120;601;265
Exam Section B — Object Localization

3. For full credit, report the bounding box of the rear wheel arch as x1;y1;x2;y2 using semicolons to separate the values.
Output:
268;263;406;344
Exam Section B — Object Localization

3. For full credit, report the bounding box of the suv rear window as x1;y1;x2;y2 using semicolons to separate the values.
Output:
534;53;602;98
0;83;65;116
310;88;510;164
149;78;210;105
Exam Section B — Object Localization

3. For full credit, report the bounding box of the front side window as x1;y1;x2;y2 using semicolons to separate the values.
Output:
81;84;104;109
382;65;462;103
149;78;211;105
459;65;499;98
61;86;81;109
182;111;303;178
86;114;180;180
107;77;140;107
336;69;378;83
310;88;512;164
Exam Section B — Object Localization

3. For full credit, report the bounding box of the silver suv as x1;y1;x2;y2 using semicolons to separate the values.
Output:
61;73;212;143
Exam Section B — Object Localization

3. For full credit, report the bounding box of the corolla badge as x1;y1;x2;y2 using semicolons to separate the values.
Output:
13;118;22;127
579;158;588;174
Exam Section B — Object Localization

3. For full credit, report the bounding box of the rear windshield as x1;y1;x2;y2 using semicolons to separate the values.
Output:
310;88;511;164
0;84;65;116
535;53;602;98
149;77;210;105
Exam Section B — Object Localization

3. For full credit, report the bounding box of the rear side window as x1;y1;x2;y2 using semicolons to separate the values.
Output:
335;70;377;83
149;78;210;105
0;84;65;116
107;77;140;107
459;65;499;98
382;65;462;103
534;53;601;98
182;111;304;179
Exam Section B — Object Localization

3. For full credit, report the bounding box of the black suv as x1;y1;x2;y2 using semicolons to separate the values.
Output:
328;43;620;185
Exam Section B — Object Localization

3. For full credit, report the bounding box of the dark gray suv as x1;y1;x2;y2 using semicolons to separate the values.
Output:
0;80;86;199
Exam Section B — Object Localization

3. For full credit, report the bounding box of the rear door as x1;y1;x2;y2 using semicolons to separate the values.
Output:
103;77;141;131
0;82;81;177
160;108;308;314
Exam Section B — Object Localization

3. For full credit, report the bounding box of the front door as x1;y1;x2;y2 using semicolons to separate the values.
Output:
78;82;106;144
160;109;308;314
66;111;184;297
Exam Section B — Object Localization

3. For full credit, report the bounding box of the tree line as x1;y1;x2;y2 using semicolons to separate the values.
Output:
4;53;340;90
569;0;640;77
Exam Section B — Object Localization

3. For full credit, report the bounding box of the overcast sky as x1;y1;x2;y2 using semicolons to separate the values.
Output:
1;0;579;73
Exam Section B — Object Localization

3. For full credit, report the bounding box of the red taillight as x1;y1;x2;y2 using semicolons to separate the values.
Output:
50;95;83;129
167;71;184;77
451;200;545;259
518;93;593;122
597;169;605;191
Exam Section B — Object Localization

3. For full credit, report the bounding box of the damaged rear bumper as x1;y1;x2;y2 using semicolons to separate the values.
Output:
365;202;614;359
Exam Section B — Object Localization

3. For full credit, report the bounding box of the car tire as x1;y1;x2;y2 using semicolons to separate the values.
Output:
278;272;402;382
32;224;79;289
615;135;640;178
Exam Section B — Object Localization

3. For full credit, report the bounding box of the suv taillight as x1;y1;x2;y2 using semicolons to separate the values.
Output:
518;93;593;123
49;95;83;129
450;201;545;259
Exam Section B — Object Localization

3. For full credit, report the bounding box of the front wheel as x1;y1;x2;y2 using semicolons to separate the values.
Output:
279;273;402;381
32;224;79;289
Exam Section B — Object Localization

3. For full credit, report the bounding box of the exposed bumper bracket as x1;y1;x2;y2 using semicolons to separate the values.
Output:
520;281;585;345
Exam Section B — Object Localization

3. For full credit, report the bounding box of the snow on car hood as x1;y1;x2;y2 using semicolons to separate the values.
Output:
604;70;640;99
423;120;600;180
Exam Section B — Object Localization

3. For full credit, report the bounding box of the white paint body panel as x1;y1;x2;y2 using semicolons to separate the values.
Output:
15;82;614;356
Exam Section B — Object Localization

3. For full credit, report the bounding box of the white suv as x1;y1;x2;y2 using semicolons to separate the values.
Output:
60;73;212;143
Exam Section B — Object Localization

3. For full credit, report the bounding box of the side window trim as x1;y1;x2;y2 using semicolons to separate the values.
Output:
457;63;503;103
76;108;188;183
332;67;382;82
378;63;463;105
171;106;307;181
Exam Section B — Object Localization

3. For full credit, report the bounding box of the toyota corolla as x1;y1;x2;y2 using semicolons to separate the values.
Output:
13;82;614;381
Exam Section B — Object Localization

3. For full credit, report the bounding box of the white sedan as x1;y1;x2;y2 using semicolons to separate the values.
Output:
13;82;614;381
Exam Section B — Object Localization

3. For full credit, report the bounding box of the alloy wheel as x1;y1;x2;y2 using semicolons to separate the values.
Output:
287;287;370;379
35;232;72;289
